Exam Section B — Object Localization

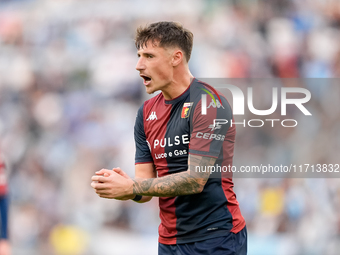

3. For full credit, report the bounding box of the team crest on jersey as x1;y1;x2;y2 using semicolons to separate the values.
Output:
181;102;193;118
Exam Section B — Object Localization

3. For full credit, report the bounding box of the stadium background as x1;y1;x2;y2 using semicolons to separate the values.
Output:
0;0;340;254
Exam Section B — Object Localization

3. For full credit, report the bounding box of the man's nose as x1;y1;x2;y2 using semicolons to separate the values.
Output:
136;57;146;71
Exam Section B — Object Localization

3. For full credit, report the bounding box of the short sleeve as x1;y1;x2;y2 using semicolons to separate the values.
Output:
189;95;232;158
134;104;153;164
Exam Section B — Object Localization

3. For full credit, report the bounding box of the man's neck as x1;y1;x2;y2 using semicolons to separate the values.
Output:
161;71;194;100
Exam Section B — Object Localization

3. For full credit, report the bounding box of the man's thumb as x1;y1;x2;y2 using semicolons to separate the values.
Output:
95;169;111;175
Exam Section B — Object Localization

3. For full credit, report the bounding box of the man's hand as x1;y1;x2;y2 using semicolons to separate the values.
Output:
112;168;136;200
91;168;135;200
92;155;214;199
112;167;130;179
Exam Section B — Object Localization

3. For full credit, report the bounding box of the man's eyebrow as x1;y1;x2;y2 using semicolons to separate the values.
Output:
137;52;154;56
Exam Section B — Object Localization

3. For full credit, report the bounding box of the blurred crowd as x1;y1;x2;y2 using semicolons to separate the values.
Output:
0;0;339;254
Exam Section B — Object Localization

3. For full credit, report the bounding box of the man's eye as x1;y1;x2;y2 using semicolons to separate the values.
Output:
147;55;153;58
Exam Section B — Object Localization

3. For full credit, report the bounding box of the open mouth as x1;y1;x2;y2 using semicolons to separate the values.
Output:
140;74;152;85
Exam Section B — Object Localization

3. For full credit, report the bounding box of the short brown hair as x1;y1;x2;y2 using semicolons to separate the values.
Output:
135;21;194;62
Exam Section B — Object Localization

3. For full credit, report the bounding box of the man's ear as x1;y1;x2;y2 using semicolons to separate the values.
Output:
172;50;184;67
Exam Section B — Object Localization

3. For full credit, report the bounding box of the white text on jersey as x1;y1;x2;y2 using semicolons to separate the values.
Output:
153;134;190;149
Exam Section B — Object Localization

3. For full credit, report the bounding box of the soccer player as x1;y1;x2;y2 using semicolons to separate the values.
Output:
91;21;247;254
0;155;10;255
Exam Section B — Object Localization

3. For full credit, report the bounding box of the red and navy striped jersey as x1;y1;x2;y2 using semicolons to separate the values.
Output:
134;79;245;244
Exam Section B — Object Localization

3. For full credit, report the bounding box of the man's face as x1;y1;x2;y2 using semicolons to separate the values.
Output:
136;41;173;94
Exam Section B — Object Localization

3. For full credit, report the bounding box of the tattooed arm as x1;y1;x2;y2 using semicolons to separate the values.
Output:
91;154;215;199
133;154;215;197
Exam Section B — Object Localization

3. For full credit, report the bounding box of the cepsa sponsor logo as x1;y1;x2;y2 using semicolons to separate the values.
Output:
196;132;225;141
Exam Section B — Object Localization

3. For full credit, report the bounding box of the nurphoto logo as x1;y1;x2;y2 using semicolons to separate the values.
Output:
201;85;312;128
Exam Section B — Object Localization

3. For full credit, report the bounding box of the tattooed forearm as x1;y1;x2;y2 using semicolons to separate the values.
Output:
133;172;201;196
133;155;216;197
